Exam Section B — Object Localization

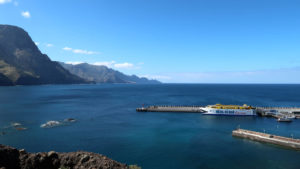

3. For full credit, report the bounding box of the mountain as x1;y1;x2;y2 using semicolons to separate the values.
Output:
60;62;161;84
0;25;88;86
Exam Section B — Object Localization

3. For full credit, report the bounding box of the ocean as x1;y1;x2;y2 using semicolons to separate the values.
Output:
0;84;300;169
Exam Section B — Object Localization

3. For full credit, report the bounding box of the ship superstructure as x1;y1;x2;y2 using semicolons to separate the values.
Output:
202;104;256;116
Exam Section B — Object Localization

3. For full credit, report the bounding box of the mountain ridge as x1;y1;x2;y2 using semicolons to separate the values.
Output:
60;62;161;84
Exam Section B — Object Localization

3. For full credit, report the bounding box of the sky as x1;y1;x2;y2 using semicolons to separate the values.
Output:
1;0;300;83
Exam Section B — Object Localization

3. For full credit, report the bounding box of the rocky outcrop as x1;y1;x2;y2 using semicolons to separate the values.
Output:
0;145;128;169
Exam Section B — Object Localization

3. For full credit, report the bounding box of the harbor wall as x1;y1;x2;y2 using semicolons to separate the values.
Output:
232;129;300;150
136;106;205;113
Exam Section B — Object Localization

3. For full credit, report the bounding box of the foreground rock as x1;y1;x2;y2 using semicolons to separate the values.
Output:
0;144;129;169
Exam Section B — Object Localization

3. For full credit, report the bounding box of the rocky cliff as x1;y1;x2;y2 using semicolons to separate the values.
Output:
0;25;88;85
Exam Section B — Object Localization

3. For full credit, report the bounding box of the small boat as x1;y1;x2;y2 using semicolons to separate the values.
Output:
277;117;292;122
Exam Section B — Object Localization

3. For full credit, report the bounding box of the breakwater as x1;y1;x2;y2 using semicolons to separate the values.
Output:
136;105;205;113
137;105;300;118
232;129;300;150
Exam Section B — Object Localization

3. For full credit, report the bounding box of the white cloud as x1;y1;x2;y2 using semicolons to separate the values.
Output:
73;49;98;55
114;62;134;68
62;47;72;51
34;42;39;46
46;43;53;47
21;11;30;18
66;61;84;65
93;61;116;67
0;0;11;4
62;46;99;55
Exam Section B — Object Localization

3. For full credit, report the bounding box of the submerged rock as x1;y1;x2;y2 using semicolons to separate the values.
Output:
64;118;76;123
15;127;27;131
9;122;27;131
0;144;129;169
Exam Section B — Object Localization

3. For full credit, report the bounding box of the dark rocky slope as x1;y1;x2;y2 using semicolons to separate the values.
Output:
0;144;129;169
0;73;13;86
0;25;88;85
60;62;160;84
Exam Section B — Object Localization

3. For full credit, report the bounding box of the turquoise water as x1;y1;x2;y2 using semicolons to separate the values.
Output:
0;84;300;169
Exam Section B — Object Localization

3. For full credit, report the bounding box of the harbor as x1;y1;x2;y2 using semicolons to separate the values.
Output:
137;104;300;122
232;129;300;150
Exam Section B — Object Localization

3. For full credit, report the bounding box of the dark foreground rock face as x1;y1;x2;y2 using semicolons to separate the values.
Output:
0;145;128;169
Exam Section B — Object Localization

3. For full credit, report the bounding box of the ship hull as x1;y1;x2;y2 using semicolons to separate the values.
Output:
201;108;256;116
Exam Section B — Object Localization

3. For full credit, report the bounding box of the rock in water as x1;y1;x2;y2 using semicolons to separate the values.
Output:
40;121;61;128
11;123;22;127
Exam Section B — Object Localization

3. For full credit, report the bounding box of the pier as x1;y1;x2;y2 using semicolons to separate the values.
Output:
232;129;300;150
136;105;205;113
137;105;300;119
256;107;300;119
256;107;300;114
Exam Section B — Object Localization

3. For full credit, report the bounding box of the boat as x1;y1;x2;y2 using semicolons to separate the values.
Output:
201;104;256;116
277;117;292;122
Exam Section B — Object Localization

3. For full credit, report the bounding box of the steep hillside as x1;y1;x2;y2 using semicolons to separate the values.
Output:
0;25;88;85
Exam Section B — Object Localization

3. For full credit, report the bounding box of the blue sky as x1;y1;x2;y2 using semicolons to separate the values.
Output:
1;0;300;83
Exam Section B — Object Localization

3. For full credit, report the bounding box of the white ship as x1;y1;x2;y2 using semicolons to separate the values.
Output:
202;104;256;116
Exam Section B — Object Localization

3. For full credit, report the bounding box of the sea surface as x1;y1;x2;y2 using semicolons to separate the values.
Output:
0;84;300;169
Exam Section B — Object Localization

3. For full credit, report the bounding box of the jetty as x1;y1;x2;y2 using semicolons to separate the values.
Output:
232;129;300;150
137;105;300;114
256;107;300;117
136;105;205;113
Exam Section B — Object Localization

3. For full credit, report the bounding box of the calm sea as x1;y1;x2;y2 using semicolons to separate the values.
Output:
0;84;300;169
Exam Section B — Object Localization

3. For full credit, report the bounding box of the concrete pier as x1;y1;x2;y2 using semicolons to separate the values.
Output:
232;129;300;150
256;107;300;114
136;105;205;113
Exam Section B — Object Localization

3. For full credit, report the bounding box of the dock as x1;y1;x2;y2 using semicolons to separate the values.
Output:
256;107;300;116
232;129;300;150
137;105;300;118
136;105;205;113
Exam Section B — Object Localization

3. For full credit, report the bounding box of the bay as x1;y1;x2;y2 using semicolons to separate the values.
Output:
0;84;300;169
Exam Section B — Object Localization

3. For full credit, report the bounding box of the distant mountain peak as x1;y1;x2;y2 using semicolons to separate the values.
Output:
60;62;161;84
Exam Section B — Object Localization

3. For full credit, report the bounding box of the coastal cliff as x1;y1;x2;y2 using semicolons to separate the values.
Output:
0;25;88;85
0;144;131;169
